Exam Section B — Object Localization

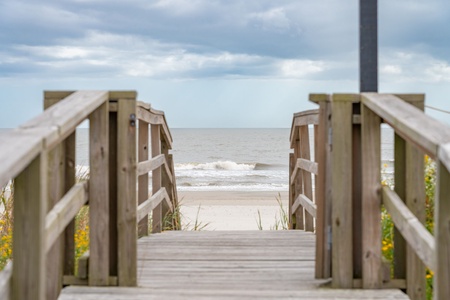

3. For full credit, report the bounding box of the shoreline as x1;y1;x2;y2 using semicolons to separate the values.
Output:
178;190;289;231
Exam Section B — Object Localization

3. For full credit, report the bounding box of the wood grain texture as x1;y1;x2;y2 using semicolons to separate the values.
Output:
290;159;318;185
59;231;408;300
293;137;304;230
0;129;46;189
138;120;149;237
361;104;382;288
12;154;47;300
89;101;110;286
300;125;314;232
137;188;172;222
405;142;426;299
45;122;65;300
22;91;109;149
293;194;317;219
361;93;450;158
289;153;295;229
382;187;435;271
151;124;162;233
330;94;353;288
290;110;319;148
314;101;325;278
117;98;137;286
46;182;89;252
435;161;450;300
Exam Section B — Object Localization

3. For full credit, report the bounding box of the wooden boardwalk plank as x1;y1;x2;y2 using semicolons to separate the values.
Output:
59;231;408;299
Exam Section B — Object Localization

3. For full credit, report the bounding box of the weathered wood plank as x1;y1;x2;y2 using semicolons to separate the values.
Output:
13;154;47;300
151;124;162;233
44;98;66;300
0;129;47;189
361;93;450;158
45;182;89;252
293;134;304;230
137;188;172;223
290;109;319;148
312;97;332;279
361;103;382;288
22;91;109;149
330;94;353;288
117;98;137;286
293;194;317;219
89;101;110;286
300;125;314;232
136;106;173;150
382;187;435;271
435;160;450;300
289;153;295;229
290;159;318;185
59;231;408;299
138;119;149;237
406;142;426;299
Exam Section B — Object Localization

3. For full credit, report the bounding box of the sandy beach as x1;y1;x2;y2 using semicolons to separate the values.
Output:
179;191;289;231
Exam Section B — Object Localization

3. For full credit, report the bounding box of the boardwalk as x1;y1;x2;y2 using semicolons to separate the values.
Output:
59;231;407;300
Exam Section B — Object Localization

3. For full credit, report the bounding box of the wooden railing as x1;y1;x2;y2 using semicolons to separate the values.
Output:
0;91;178;300
289;107;331;280
296;93;450;300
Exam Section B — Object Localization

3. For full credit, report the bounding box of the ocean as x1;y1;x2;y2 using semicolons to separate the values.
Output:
74;127;395;192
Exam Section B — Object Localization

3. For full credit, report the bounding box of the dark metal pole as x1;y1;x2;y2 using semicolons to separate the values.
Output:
359;0;378;92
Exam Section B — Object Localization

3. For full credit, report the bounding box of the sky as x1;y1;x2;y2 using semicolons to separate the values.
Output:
1;0;450;128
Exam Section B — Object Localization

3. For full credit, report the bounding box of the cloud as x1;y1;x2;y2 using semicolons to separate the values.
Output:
278;59;325;78
380;49;450;83
247;7;293;32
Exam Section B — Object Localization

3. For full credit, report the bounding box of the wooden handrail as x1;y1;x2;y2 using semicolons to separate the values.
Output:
45;181;89;253
362;93;450;158
0;90;179;300
382;186;435;271
302;92;450;299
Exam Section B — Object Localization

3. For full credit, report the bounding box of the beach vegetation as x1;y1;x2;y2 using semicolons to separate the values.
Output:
381;155;435;300
256;193;288;230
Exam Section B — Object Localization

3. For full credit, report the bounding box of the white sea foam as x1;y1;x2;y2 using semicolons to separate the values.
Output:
175;161;256;171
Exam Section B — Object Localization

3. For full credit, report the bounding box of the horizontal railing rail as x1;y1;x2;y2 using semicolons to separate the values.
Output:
0;91;179;300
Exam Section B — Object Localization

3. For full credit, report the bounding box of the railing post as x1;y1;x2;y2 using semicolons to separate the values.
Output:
435;151;450;300
12;153;47;300
293;132;304;230
161;139;170;230
361;101;382;288
151;124;162;233
300;125;314;232
289;153;296;229
330;94;354;288
43;95;68;299
89;101;110;286
138;120;149;237
393;95;426;299
310;94;332;279
116;95;137;286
